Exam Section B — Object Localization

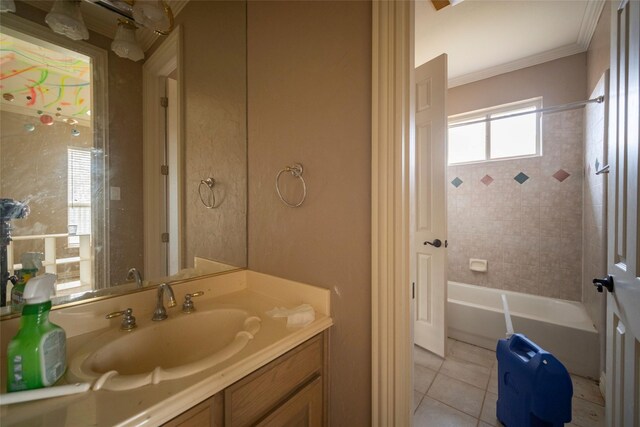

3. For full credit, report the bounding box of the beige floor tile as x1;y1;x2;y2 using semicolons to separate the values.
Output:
414;344;444;371
413;396;478;427
480;391;498;426
449;340;496;368
414;389;424;413
414;364;437;394
488;365;499;394
440;356;491;389
479;422;494;427
446;338;455;355
427;373;485;418
571;397;605;427
571;375;605;406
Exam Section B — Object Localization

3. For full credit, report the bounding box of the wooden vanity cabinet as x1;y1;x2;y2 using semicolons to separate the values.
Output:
164;331;328;427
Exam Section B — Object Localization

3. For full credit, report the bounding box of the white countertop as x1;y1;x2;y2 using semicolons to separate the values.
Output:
0;270;332;426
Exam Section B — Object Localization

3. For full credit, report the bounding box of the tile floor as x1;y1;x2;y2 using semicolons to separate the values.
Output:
413;339;605;427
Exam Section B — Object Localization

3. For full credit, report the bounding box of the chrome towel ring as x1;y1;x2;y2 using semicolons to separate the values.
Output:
276;163;307;208
198;177;216;209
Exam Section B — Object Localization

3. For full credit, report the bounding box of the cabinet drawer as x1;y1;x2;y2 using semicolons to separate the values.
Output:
256;376;323;427
163;393;223;427
224;334;324;427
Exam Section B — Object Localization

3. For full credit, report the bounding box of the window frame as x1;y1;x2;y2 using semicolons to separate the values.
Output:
447;97;543;165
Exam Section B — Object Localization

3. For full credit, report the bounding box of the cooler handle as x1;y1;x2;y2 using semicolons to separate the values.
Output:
508;334;542;361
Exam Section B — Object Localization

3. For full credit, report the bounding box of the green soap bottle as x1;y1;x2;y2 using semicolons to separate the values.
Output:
7;274;67;392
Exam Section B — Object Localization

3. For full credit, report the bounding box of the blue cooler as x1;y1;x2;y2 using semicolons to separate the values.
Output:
496;333;573;426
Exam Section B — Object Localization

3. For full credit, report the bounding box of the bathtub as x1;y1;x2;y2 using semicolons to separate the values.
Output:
447;281;599;378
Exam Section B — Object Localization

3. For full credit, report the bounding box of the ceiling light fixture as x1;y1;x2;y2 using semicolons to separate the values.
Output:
0;0;16;13
111;19;144;62
45;0;89;40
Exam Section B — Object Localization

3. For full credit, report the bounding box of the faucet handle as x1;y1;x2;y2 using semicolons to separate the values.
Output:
182;291;204;313
106;308;137;331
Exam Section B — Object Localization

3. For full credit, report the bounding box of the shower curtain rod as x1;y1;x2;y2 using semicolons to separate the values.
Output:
448;96;605;128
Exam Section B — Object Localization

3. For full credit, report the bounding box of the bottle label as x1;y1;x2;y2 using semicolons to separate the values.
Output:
39;329;67;386
11;288;24;306
9;354;26;391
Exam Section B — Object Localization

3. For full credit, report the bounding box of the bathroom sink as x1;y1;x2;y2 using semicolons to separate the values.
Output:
68;308;261;391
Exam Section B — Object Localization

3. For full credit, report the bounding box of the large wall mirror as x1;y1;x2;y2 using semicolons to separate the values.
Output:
0;0;247;317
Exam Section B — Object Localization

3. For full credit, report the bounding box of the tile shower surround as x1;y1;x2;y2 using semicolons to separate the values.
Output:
447;109;584;301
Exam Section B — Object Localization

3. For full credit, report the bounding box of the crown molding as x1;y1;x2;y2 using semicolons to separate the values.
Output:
577;0;606;50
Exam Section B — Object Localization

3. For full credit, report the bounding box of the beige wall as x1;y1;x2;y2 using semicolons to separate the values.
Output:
11;1;144;286
176;1;247;269
449;53;587;115
247;1;372;425
106;39;144;285
587;3;611;95
447;57;587;300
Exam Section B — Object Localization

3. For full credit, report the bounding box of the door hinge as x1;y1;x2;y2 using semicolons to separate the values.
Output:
160;96;168;108
412;282;415;299
161;233;169;243
160;165;169;175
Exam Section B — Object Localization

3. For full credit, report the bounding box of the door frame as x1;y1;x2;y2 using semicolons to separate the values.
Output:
371;1;414;426
142;26;183;279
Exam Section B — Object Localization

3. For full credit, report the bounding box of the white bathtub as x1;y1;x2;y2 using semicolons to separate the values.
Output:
447;281;599;378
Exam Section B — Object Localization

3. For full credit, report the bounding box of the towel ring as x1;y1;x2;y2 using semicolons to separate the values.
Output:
198;177;216;209
276;163;307;208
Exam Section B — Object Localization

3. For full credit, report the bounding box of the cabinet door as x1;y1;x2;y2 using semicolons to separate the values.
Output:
256;376;323;427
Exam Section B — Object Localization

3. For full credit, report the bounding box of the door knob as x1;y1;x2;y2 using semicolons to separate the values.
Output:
424;239;442;248
593;275;614;293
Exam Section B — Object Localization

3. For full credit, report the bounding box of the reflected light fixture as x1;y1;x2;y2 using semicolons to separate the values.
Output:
40;0;174;62
111;19;144;62
132;0;173;35
0;0;16;13
45;0;89;40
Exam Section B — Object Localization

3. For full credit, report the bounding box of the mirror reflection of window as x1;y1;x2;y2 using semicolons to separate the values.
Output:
67;147;91;248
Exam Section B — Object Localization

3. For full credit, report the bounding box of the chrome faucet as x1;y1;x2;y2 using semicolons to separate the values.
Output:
127;267;143;288
152;283;176;321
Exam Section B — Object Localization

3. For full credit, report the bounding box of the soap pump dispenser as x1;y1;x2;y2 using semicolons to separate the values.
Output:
7;274;67;392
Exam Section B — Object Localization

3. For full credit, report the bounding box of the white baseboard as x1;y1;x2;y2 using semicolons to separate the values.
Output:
599;371;606;399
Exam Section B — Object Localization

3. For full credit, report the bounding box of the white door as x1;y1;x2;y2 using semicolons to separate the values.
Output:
412;54;448;357
604;0;640;425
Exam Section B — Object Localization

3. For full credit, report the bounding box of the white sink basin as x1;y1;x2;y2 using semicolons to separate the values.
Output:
68;308;261;391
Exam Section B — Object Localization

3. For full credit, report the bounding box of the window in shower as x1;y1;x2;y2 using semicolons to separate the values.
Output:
448;97;542;164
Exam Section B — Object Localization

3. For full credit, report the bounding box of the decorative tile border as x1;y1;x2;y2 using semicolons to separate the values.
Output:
448;169;575;189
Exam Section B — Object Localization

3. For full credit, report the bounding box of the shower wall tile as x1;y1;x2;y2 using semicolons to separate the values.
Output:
447;109;584;301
